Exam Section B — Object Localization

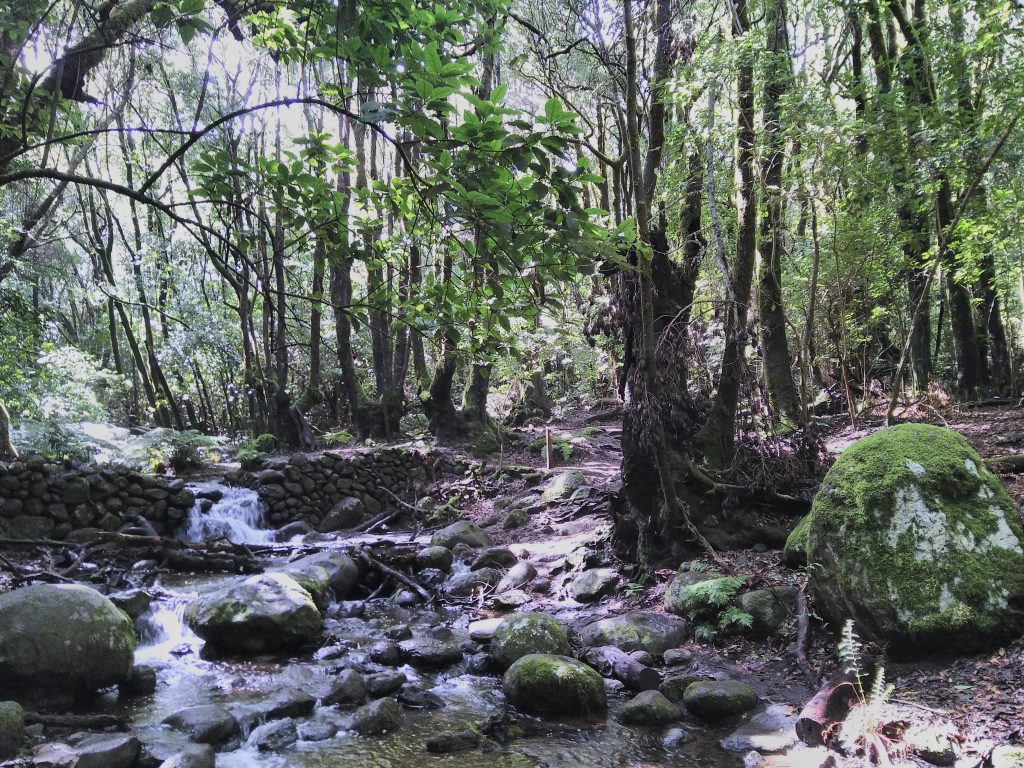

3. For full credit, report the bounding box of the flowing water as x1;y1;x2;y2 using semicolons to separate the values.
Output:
121;485;740;768
183;484;276;545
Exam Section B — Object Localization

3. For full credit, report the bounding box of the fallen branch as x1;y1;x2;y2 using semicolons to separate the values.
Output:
25;712;129;731
582;646;661;692
795;670;862;747
356;549;433;604
984;454;1024;474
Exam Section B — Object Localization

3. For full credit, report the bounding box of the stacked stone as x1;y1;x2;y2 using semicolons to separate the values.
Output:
0;457;195;540
229;447;457;527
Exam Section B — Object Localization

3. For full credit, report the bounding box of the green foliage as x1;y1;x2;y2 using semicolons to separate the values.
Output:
235;433;279;462
322;430;353;447
142;428;221;473
528;433;574;460
682;566;752;642
837;620;895;757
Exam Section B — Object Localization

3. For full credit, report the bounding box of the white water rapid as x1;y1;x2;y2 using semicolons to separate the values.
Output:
183;484;275;545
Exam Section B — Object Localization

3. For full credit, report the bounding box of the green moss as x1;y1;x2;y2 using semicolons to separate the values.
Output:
808;423;1024;652
0;700;24;760
492;613;570;668
502;653;606;717
783;514;811;567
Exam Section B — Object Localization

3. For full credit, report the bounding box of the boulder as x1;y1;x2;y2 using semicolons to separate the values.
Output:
540;470;586;502
806;424;1024;654
569;568;619;602
365;671;406;698
157;745;216;768
444;567;501;597
737;588;795;637
683;680;758;719
719;704;798;753
0;701;23;760
783;515;810;567
0;584;136;699
471;546;518;570
396;637;463;669
351;698;402;735
120;664;157;696
579;612;689;654
468;618;504;643
162;704;240;745
617;690;680;725
285;551;360;598
495;561;538;593
491;613;570;669
502;654;606;717
273;562;332;608
33;734;140;768
107;588;153;620
425;730;480;754
184;573;321;654
319;497;364;532
248;719;298;751
430;520;490;549
415;546;454;572
664;571;742;618
322;668;366;706
660;674;707;703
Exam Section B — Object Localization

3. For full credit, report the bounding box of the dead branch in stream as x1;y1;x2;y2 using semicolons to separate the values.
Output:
356;549;433;604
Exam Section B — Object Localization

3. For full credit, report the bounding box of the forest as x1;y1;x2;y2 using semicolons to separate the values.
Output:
0;0;1023;765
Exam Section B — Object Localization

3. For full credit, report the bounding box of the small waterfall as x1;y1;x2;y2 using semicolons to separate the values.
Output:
135;600;202;662
184;486;275;545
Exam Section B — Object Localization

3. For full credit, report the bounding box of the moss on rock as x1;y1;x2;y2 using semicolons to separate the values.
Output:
0;701;24;760
492;613;570;669
502;654;606;717
783;514;811;567
807;423;1024;655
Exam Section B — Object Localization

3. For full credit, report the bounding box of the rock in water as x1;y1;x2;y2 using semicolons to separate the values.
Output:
502;653;606;717
430;520;490;549
618;690;681;725
185;573;321;654
579;612;689;654
683;680;758;719
157;745;216;768
351;698;403;735
0;584;136;699
806;424;1024;655
162;704;241;746
569;568;619;602
491;613;570;669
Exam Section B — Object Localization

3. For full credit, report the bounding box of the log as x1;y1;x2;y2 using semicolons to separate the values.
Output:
795;670;860;747
24;712;129;731
984;454;1024;474
582;645;661;692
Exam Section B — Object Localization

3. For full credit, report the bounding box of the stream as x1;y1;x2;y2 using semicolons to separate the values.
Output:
116;484;740;768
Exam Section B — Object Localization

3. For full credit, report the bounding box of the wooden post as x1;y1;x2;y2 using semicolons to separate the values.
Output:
545;428;553;469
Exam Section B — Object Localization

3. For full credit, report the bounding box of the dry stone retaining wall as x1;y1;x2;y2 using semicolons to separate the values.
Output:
0;457;195;540
227;447;459;527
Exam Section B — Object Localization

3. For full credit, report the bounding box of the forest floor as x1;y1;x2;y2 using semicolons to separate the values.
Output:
448;402;1024;756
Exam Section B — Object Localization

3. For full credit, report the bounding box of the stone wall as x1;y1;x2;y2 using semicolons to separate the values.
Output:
0;457;195;540
226;446;459;528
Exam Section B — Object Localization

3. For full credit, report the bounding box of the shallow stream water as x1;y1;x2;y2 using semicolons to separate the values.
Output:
116;485;742;768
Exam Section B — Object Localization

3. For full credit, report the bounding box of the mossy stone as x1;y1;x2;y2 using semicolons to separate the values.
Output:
806;423;1024;655
540;470;586;502
617;690;680;725
783;514;811;567
683;680;758;719
664;572;735;617
431;520;490;549
579;612;689;654
502;654;606;717
0;701;24;760
492;613;570;668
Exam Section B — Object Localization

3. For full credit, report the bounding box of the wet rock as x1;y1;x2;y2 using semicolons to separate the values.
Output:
253;691;316;721
579;612;689;654
397;637;463;669
323;668;366;706
108;588;153;620
120;663;157;696
163;704;241;745
365;671;406;698
531;577;551;593
444;567;502;597
369;641;401;665
540;470;586;502
683;680;758;719
503;653;607;718
33;734;140;768
629;650;655;667
397;688;445;710
570;568;619;602
156;745;216;768
275;521;314;541
385;624;413;641
415;546;454;573
249;719;298;751
0;700;24;760
296;713;344;742
431;520;491;549
351;697;403;735
618;690;681;725
285;551;360;598
663;648;693;667
468;617;504;643
0;584;136;699
492;613;570;669
495;562;538;593
720;704;798;753
425;730;481;753
663;727;696;750
738;588;796;637
659;674;707;702
486;589;530;610
319;497;364;532
185;573;321;654
471;546;518;570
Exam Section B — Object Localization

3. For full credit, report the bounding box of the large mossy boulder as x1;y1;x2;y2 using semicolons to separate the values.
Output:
430;520;490;549
185;573;322;654
806;423;1024;655
0;584;136;700
491;613;570;669
502;654;606;717
783;515;811;567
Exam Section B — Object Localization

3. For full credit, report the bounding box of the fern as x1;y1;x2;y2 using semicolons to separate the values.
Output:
720;606;754;630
